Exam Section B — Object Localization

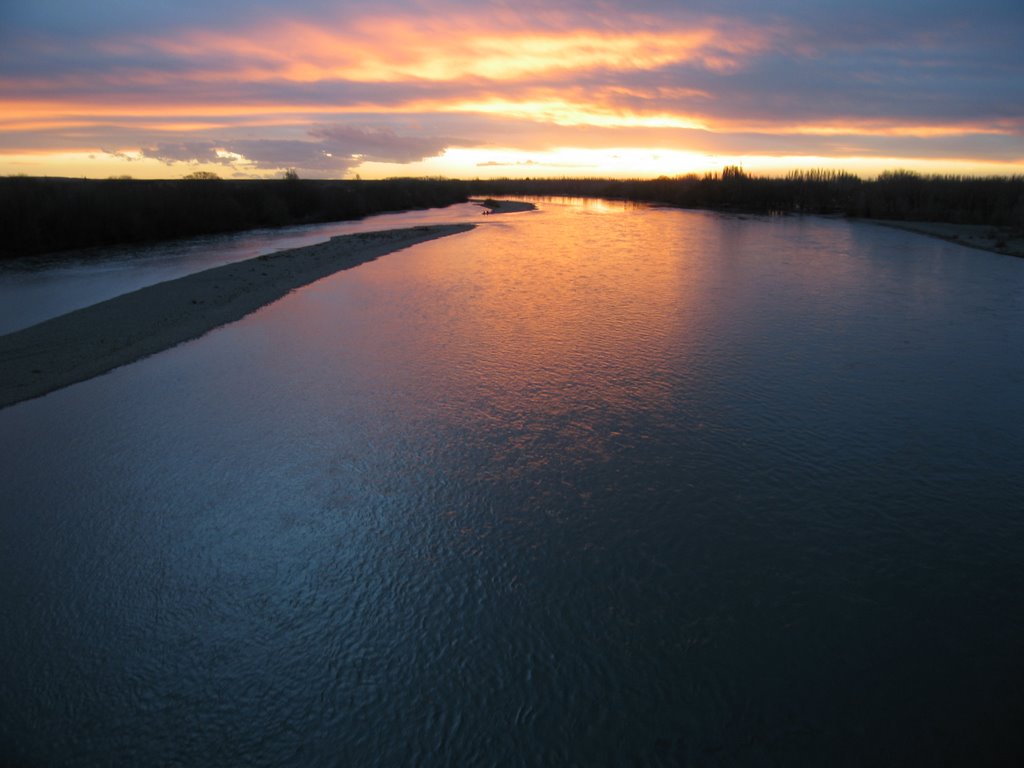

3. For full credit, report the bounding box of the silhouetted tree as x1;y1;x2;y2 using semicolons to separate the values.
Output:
466;169;1023;228
0;177;470;258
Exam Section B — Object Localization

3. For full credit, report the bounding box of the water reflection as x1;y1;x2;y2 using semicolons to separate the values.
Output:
2;198;1024;765
412;202;688;420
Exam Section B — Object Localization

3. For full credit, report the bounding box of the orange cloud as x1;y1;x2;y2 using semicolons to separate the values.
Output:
2;73;1014;149
1;4;1020;179
122;12;771;86
448;98;709;130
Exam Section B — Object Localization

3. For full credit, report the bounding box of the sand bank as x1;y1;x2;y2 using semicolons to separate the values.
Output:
471;199;538;214
872;220;1024;259
0;224;473;410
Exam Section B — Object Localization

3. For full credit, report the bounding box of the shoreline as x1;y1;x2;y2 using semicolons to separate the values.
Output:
859;219;1023;259
470;198;538;214
0;224;474;410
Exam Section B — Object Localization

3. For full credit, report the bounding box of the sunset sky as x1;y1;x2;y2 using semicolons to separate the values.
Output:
2;0;1022;180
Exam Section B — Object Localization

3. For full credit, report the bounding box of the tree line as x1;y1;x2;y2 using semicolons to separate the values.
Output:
469;169;1024;228
0;176;470;259
3;170;1021;259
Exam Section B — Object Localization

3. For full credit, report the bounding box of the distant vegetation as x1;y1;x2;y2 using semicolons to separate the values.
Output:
0;177;469;259
469;168;1024;229
2;170;1022;260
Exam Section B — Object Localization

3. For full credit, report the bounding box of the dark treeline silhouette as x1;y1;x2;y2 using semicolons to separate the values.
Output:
5;170;1023;259
0;176;469;259
469;168;1024;229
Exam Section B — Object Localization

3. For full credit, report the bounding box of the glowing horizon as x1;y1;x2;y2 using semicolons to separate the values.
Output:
1;0;1021;180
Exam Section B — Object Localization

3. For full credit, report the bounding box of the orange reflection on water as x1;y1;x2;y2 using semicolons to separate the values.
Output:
360;199;709;468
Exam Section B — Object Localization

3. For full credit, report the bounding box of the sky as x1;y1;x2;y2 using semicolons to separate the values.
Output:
1;0;1022;180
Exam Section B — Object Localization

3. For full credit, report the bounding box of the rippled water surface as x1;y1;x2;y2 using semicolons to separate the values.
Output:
2;199;1024;765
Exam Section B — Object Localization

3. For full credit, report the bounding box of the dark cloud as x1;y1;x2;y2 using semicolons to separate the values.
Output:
138;138;345;174
0;0;348;38
100;148;140;162
141;141;228;165
307;125;467;164
221;139;339;172
132;125;470;176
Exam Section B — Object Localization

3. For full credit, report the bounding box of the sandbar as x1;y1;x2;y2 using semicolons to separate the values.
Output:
471;199;537;214
0;224;473;410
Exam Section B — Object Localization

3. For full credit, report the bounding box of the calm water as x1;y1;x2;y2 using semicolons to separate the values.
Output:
2;199;1023;766
0;201;490;335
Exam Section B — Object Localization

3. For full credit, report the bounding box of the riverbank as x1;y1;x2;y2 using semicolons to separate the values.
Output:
870;220;1024;258
468;174;1024;231
471;198;538;214
0;177;471;259
0;224;473;409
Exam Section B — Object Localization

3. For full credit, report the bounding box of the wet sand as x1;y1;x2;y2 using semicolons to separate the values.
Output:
0;224;473;410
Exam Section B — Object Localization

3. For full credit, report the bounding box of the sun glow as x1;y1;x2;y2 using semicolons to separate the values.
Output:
2;144;1022;181
353;147;1024;182
359;148;723;179
449;99;708;130
2;5;1019;180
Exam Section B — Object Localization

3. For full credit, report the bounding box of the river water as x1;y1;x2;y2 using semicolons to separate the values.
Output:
2;198;1023;765
0;201;490;335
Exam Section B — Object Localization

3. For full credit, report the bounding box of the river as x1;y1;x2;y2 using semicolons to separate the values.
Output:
0;201;490;335
2;198;1023;765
